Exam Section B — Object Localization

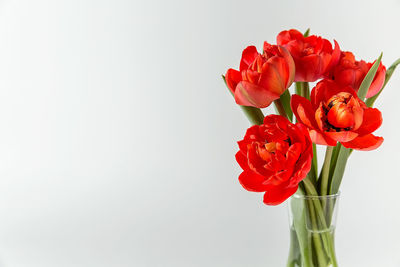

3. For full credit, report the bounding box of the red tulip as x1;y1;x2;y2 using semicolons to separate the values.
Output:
225;43;295;108
291;79;383;151
277;29;340;82
331;51;386;98
236;115;313;205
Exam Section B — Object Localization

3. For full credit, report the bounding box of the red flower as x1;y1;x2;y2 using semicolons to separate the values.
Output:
277;29;340;82
291;79;383;150
225;43;295;108
331;51;386;98
236;115;313;205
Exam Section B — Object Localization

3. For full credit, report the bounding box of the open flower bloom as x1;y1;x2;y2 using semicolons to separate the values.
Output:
225;43;295;108
236;115;313;205
277;29;340;82
331;51;386;98
291;79;383;150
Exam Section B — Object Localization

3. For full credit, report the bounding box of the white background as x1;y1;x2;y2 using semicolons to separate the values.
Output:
0;0;398;266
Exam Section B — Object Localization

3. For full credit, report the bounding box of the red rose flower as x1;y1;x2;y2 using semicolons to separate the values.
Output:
291;79;383;150
331;51;386;98
236;115;313;205
225;43;295;108
277;29;340;82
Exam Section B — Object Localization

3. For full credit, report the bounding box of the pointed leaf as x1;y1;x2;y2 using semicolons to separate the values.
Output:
329;144;350;194
357;53;382;101
303;28;310;37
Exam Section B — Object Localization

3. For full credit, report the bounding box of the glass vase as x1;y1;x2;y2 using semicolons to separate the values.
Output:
287;193;340;267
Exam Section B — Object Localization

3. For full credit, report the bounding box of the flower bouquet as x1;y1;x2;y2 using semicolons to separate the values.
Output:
222;29;399;267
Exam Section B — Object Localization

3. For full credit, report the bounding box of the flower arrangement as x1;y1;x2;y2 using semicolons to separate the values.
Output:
222;29;399;267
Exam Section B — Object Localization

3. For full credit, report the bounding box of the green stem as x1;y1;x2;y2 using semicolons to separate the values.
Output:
302;179;339;267
308;144;318;184
320;146;334;196
313;145;318;177
274;98;288;119
302;82;310;100
305;198;328;266
295;82;310;99
295;82;302;96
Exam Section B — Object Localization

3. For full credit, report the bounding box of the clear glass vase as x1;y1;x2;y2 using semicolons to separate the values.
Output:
287;193;340;267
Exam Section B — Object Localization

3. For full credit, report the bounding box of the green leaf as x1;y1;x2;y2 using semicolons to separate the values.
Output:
279;89;293;122
329;144;350;195
303;28;310;37
357;53;383;101
366;58;400;107
222;75;265;125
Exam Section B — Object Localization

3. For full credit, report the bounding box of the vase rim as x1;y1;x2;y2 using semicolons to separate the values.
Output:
291;191;341;199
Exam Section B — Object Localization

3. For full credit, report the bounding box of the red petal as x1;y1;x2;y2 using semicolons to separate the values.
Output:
276;29;303;45
342;134;383;151
325;131;358;143
238;125;260;151
278;46;295;87
327;103;355;129
335;68;357;88
291;94;319;129
319;53;333;76
296;54;322;82
309;129;337;146
235;151;249;171
247;144;275;177
290;153;312;186
326;40;341;73
314;103;326;131
311;80;327;107
284;39;304;58
263;185;298;205
238;170;269;192
240;46;259;71
258;59;289;95
356;108;383;136
311;80;357;108
366;64;386;98
263;114;290;126
291;123;310;144
234;81;280;108
285;143;302;168
351;103;364;131
225;69;241;94
266;169;292;187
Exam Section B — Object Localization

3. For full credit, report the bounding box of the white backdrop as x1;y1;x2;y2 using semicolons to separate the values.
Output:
0;0;398;266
